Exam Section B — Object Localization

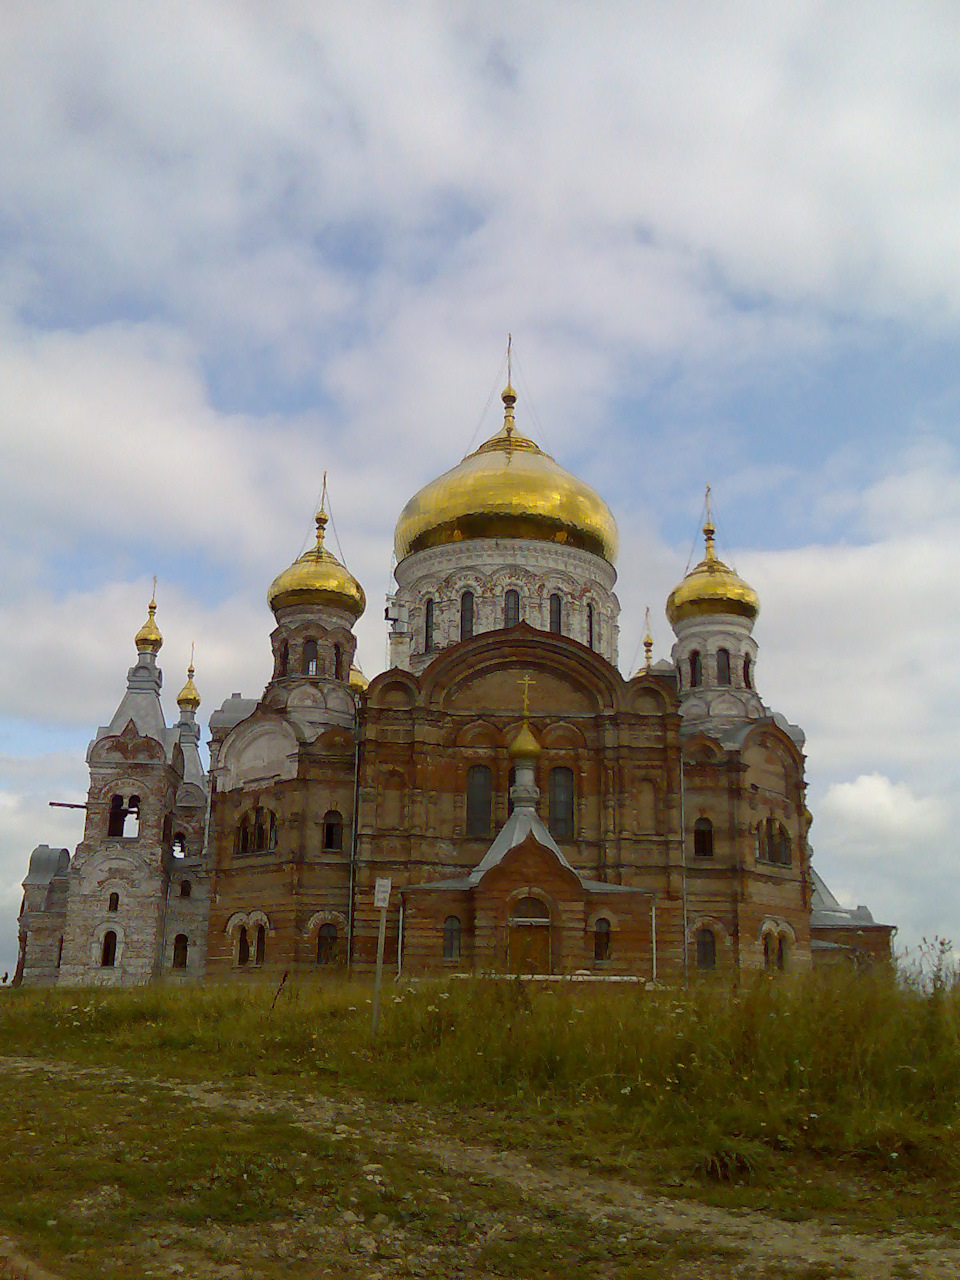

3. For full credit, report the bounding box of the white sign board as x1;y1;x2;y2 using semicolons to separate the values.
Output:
374;877;392;910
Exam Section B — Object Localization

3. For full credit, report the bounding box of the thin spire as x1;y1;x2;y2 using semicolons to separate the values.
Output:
703;483;716;558
501;335;517;438
643;607;653;670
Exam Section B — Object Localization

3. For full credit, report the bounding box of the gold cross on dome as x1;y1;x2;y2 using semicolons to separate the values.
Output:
519;673;535;718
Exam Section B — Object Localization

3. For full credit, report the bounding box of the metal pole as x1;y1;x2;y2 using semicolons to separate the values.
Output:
371;905;387;1036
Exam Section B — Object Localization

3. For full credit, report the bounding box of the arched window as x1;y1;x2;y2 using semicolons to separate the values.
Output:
511;896;549;921
162;813;173;846
322;810;343;851
317;922;337;964
126;796;141;837
443;915;461;961
717;648;731;685
694;817;714;858
302;639;318;676
278;640;289;678
255;924;266;965
108;794;126;837
696;929;716;971
424;599;435;650
239;807;278;854
504;588;520;628
107;892;119;912
334;644;343;681
101;930;117;968
549;593;562;634
594;917;611;961
757;818;791;866
238;926;249;967
179;880;192;899
586;604;595;650
460;591;474;641
763;933;774;970
777;936;786;971
743;655;753;689
465;765;493;837
172;832;186;856
548;766;575;841
689;651;702;688
172;934;188;970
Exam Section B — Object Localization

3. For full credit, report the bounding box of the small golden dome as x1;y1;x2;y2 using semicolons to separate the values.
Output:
666;517;759;627
508;720;542;759
393;385;618;564
268;510;366;618
348;663;369;693
177;664;201;712
135;597;163;654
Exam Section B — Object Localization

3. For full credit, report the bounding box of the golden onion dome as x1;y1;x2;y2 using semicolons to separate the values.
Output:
268;511;366;619
508;720;542;759
666;516;759;628
348;663;369;693
135;596;163;654
177;663;201;713
393;384;618;564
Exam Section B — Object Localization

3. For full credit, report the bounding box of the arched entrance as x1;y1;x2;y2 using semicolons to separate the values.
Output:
508;896;552;974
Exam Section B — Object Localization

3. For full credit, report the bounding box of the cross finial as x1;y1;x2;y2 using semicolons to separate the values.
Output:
643;606;653;670
519;672;534;719
507;333;512;385
151;575;157;605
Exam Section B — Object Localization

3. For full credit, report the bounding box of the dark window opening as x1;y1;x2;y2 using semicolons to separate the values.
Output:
689;651;702;688
172;832;186;856
549;593;562;634
237;807;278;855
302;639;318;676
173;933;188;970
255;924;266;965
278;640;289;678
101;930;117;968
587;604;595;650
717;648;731;685
694;817;714;858
465;764;493;837
460;591;474;641
507;765;516;817
777;936;786;971
179;880;191;899
757;818;791;866
763;933;773;970
108;794;126;837
504;588;520;628
594;917;611;961
56;937;63;969
424;599;435;650
696;929;716;971
322;809;344;851
511;896;549;921
162;813;173;845
317;922;337;964
743;655;753;689
443;915;461;961
107;891;119;912
334;644;343;681
238;926;249;967
548;766;575;841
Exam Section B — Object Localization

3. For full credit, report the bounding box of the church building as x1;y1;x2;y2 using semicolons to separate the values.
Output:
14;377;895;986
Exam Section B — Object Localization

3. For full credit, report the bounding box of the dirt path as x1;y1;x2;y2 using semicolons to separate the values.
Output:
3;1055;959;1279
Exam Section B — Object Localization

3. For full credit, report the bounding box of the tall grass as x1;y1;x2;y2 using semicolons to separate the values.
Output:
2;966;958;1177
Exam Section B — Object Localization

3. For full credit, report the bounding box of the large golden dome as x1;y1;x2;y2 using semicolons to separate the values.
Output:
393;385;618;564
269;511;366;618
666;516;759;627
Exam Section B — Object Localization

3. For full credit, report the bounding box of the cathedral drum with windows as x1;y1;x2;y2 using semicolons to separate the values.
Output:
14;379;895;986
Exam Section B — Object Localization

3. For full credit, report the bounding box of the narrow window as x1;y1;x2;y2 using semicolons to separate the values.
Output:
172;933;188;970
548;766;575;841
689;651;702;688
172;832;186;856
460;591;474;641
424;599;435;650
443;915;461;962
696;929;716;971
254;808;266;852
507;764;516;817
107;891;119;912
162;813;173;845
594;917;611;962
465;764;493;837
237;814;251;855
717;648;731;685
322;809;344;851
56;937;63;969
504;588;520;628
127;796;141;838
694;817;714;858
255;924;266;965
777;936;786;971
763;933;773;970
317;922;337;964
278;640;289;678
267;811;278;851
587;604;595;650
101;930;117;968
779;824;792;866
238;926;249;967
549;593;562;634
334;644;343;681
743;655;752;689
108;794;126;837
180;881;192;899
302;639;318;676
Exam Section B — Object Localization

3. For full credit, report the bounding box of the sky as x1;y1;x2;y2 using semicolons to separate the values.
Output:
1;0;959;975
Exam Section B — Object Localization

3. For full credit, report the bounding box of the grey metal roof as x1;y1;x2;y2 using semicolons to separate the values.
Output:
23;845;70;886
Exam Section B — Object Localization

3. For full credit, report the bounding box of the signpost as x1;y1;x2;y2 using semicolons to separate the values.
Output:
371;877;391;1036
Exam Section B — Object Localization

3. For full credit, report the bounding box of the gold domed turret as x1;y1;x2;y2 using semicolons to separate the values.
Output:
393;383;618;564
348;663;369;693
135;590;163;654
508;720;542;759
177;658;201;712
268;509;366;618
666;497;759;627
